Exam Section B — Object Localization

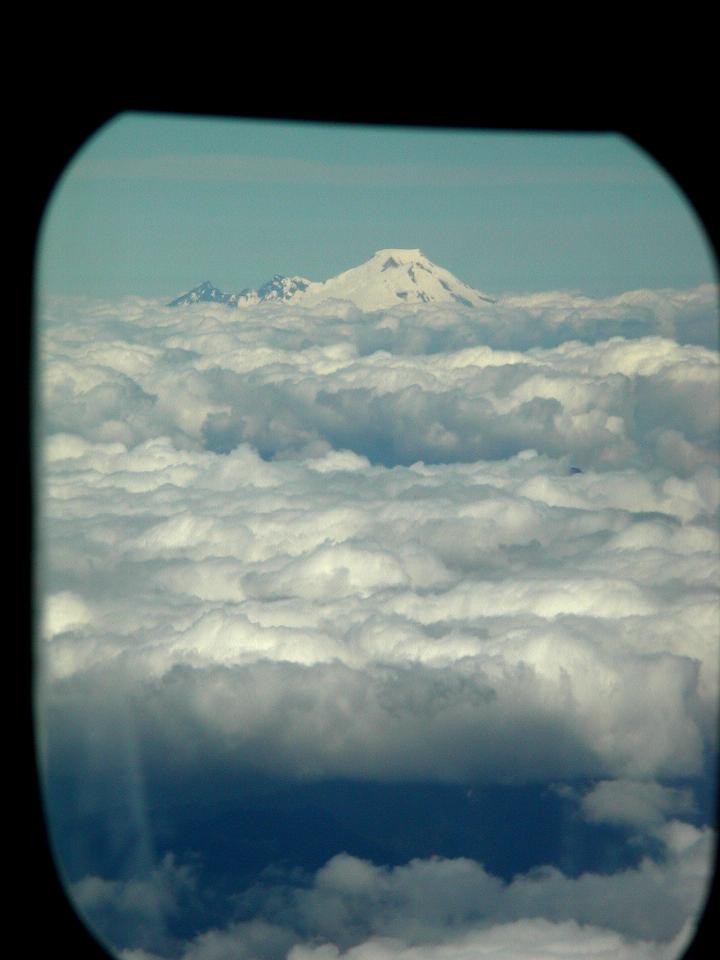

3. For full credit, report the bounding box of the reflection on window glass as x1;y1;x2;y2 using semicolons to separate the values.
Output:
36;114;719;960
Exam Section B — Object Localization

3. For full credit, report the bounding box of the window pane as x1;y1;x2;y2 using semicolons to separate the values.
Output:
36;114;719;960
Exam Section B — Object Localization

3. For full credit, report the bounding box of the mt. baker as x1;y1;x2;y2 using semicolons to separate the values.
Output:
169;249;496;311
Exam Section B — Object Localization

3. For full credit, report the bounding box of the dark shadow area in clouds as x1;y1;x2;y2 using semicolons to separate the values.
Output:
45;768;687;920
200;380;567;467
43;760;718;959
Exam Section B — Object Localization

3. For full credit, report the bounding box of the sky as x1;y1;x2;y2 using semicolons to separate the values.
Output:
36;111;719;960
36;112;718;301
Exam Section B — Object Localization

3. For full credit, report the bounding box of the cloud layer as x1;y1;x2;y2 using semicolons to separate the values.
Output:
38;284;719;959
81;814;712;960
41;432;718;785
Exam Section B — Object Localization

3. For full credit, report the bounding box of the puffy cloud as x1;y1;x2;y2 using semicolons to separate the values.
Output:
249;820;712;947
96;816;712;960
286;921;694;960
500;283;719;350
71;853;196;955
40;428;716;783
579;780;696;829
40;289;719;473
43;590;94;639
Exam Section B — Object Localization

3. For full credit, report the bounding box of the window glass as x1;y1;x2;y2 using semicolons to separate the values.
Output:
36;114;719;960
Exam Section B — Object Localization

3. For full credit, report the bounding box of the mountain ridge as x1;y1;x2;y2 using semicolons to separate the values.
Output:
168;249;496;311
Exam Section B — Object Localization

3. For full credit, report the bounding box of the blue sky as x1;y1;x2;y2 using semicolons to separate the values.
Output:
37;111;717;300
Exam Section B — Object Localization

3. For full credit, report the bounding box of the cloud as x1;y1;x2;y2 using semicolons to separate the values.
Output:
245;821;713;945
285;921;694;960
71;853;196;955
38;286;719;960
42;289;719;473
43;590;94;639
579;780;697;830
95;815;712;959
501;284;719;349
40;424;716;783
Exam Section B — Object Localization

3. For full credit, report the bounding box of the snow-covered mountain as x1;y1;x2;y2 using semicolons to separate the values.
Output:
169;249;496;311
296;249;496;310
168;281;241;307
241;274;315;304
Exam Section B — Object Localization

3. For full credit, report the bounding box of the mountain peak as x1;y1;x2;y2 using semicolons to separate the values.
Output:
297;249;495;310
168;281;239;307
373;248;424;260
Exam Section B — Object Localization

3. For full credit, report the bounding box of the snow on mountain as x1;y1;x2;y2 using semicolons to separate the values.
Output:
239;274;314;304
296;249;496;311
168;250;496;311
168;281;241;307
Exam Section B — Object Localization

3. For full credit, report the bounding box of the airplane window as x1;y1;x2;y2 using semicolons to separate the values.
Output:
35;112;718;960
